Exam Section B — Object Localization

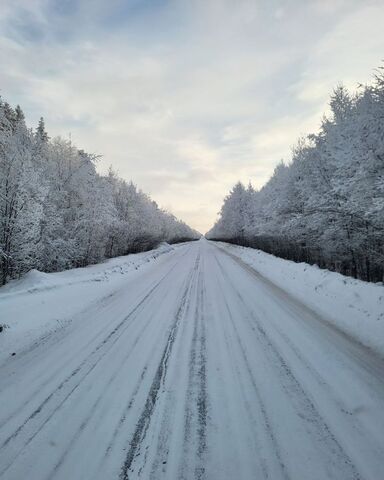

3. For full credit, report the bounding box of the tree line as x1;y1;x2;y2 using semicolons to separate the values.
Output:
0;100;199;285
207;66;384;283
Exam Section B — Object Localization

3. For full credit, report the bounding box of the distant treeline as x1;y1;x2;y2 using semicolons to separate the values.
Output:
207;66;384;283
0;100;199;285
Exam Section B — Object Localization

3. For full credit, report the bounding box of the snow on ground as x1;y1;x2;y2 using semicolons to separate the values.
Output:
0;239;383;480
217;242;384;358
0;242;175;364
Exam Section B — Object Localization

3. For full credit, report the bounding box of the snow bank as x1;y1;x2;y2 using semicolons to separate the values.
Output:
0;243;175;363
218;242;384;358
1;243;174;297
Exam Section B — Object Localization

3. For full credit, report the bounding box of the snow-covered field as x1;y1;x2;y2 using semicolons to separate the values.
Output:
0;239;383;480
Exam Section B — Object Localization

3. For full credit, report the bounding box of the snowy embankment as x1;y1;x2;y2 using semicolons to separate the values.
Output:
0;243;175;363
217;242;384;358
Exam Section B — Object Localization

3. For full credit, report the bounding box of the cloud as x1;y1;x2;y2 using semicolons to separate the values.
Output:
0;0;383;232
292;2;384;106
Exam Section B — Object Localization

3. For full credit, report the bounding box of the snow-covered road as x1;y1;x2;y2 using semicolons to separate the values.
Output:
1;239;384;480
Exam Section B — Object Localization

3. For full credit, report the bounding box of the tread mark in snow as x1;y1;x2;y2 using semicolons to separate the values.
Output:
195;270;208;480
213;252;290;480
0;263;178;477
0;260;179;433
103;366;148;460
119;254;199;480
177;266;208;480
146;265;199;479
214;251;362;480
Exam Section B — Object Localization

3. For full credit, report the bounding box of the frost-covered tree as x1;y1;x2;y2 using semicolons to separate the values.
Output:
0;100;198;284
0;101;45;283
207;66;384;282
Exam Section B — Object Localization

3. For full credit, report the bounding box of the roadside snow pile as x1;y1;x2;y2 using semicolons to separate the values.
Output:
218;242;384;358
15;269;52;291
1;243;174;297
0;243;175;363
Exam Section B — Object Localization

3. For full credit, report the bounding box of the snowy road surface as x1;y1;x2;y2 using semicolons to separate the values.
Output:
1;239;384;480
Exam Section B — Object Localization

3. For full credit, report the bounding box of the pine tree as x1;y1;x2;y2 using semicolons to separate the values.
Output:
36;117;49;142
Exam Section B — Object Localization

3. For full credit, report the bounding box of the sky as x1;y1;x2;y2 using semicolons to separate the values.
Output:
0;0;383;233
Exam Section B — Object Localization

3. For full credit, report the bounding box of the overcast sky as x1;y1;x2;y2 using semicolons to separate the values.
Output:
1;0;383;232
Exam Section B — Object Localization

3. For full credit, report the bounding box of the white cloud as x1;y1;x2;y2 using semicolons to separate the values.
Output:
0;0;383;232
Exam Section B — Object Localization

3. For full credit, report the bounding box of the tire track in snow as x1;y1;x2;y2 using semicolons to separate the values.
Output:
103;365;148;461
138;254;204;479
212;286;270;478
47;292;170;479
0;247;192;420
213;250;361;480
172;262;209;480
254;314;384;464
212;252;289;480
0;262;179;478
179;311;198;478
145;254;208;480
195;269;208;480
143;264;199;479
114;252;201;476
218;244;384;384
48;250;195;477
119;254;200;480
